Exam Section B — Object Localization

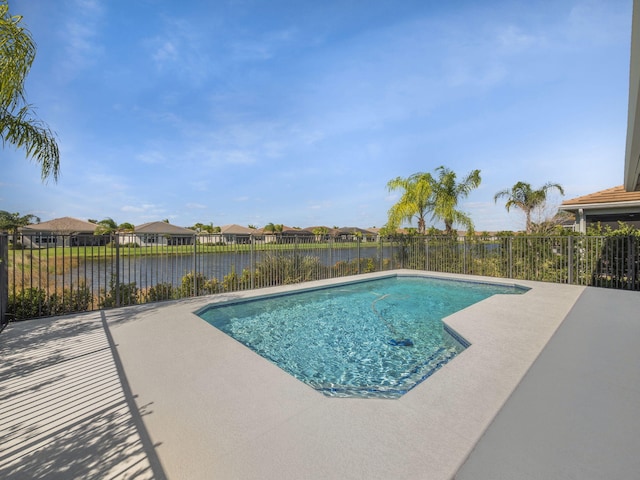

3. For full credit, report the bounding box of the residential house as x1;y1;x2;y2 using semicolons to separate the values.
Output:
120;222;196;246
558;186;640;233
196;224;255;245
20;217;102;247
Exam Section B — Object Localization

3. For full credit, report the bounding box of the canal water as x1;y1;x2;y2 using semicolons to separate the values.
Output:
62;245;393;293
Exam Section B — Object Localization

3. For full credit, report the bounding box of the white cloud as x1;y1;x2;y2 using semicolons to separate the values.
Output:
136;151;167;165
58;0;105;78
145;17;213;85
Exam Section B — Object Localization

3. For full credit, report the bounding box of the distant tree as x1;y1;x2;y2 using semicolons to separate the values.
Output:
386;172;433;234
429;166;481;235
94;218;134;235
494;181;564;234
118;222;134;232
263;223;283;234
248;224;257;230
530;210;574;235
1;1;60;181
162;218;170;223
94;218;118;235
378;224;397;237
0;210;39;244
191;222;215;234
88;219;98;224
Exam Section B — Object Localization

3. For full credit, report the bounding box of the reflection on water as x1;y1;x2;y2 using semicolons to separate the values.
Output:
62;246;391;292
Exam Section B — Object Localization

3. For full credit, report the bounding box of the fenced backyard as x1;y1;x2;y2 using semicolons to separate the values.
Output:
1;232;638;324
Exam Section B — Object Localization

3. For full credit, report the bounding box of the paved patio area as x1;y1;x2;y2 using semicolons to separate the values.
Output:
1;271;636;479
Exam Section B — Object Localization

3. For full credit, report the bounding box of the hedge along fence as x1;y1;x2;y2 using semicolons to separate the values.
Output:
2;232;639;322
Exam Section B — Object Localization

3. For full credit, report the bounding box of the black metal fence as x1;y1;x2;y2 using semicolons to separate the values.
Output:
2;233;639;322
0;235;8;332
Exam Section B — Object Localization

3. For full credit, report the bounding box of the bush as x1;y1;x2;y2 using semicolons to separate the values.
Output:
144;282;174;302
223;268;252;292
8;285;93;320
99;275;138;307
49;285;93;314
8;288;49;319
179;272;223;297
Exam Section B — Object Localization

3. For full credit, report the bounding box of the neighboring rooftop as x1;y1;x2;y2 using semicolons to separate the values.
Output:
560;185;640;207
134;221;196;235
21;216;97;233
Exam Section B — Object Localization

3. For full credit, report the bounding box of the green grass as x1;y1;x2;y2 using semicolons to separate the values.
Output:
9;241;374;262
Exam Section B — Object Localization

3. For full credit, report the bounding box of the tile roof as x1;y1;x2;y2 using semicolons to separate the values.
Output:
220;224;254;235
561;185;640;207
21;217;98;233
134;222;196;234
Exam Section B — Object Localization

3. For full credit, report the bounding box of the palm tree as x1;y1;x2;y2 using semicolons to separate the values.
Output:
94;218;134;235
0;210;39;245
1;1;60;181
430;166;481;234
263;223;283;234
494;181;565;234
387;172;434;234
94;218;118;236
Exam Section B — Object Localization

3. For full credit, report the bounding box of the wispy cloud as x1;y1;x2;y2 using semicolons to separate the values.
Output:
230;27;299;61
145;17;213;86
58;0;105;79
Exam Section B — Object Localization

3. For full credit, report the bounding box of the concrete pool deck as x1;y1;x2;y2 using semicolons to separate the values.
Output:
1;270;638;479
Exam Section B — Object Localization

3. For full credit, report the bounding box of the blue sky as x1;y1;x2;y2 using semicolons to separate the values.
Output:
1;0;633;231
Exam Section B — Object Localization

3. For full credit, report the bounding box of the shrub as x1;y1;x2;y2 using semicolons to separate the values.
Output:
144;282;174;302
8;288;50;319
99;275;138;308
179;272;223;297
223;268;252;292
49;285;93;314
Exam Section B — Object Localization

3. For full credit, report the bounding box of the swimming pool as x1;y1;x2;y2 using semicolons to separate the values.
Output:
197;275;527;398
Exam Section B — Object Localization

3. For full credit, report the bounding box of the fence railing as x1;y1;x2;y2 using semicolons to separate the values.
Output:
0;234;8;332
2;233;639;322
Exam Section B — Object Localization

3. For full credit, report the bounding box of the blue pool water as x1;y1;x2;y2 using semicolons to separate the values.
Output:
197;276;527;398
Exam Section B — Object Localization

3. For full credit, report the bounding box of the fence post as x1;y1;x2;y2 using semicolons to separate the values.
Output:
0;234;7;331
357;237;361;274
114;233;120;307
193;235;198;296
628;235;636;290
329;236;333;278
568;236;574;285
463;236;467;275
424;236;429;271
250;235;255;290
508;237;513;279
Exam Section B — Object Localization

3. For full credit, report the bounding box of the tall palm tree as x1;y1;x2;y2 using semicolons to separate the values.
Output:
386;172;433;234
430;166;481;234
494;181;565;234
1;1;60;181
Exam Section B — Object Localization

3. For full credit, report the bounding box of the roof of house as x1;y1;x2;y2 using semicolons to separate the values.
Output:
220;224;254;235
135;222;196;235
560;185;640;209
21;217;98;233
335;227;376;235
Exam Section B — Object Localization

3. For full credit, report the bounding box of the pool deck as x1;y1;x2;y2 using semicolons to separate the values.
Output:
1;270;638;479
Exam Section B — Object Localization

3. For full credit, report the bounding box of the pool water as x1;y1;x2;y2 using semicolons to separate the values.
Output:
197;276;526;398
